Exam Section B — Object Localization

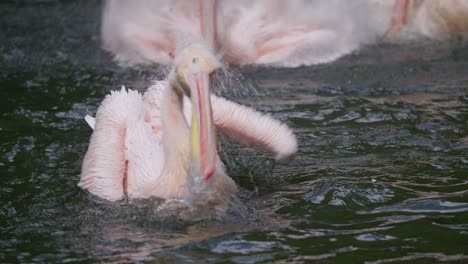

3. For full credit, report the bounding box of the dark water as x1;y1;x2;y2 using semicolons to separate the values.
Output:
1;1;468;263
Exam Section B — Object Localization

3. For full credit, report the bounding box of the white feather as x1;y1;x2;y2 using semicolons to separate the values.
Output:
84;115;96;130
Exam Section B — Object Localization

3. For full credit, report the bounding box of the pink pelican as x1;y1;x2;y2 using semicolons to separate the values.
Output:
373;0;468;39
79;44;298;201
81;0;297;202
101;0;378;67
101;0;468;68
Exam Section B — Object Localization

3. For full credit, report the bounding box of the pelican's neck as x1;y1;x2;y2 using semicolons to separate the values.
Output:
159;83;191;196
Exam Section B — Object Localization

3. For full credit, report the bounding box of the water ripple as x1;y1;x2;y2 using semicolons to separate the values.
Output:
360;199;468;214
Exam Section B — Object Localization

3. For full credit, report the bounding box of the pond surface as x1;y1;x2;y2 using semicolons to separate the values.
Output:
1;1;468;263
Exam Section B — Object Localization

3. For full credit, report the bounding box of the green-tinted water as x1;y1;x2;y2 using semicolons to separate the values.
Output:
1;1;467;263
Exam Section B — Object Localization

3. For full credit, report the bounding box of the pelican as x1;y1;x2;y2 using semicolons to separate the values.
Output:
82;0;297;202
79;45;298;201
375;0;468;39
102;0;468;69
102;0;378;67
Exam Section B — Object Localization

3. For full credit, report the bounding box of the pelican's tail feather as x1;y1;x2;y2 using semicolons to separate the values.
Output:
84;115;96;130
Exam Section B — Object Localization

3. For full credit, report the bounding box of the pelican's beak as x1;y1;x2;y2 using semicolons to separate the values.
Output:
200;0;216;50
187;64;216;181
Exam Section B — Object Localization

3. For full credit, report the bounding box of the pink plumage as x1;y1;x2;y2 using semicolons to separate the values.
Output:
79;82;297;201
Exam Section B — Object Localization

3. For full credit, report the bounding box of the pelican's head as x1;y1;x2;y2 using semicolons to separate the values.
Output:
169;44;220;181
170;45;220;94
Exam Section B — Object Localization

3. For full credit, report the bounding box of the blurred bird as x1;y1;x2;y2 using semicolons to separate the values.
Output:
102;0;468;68
373;0;468;39
101;0;377;67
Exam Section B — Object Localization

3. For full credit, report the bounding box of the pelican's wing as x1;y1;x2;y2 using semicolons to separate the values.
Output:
79;88;143;201
254;28;352;67
84;115;96;130
211;95;297;162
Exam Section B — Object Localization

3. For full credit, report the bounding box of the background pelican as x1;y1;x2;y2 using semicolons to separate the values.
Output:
386;0;468;39
79;45;297;201
102;0;468;68
101;0;377;67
